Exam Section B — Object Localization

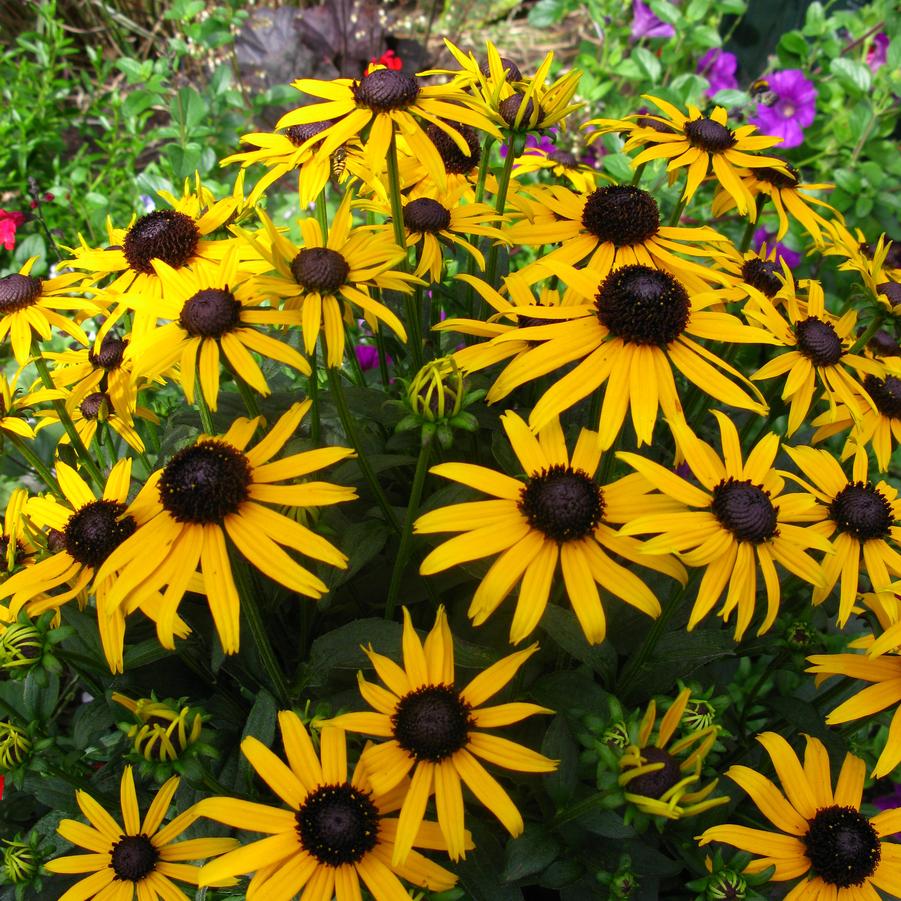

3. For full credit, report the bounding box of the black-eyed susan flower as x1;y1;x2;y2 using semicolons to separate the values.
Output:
238;193;417;367
782;445;901;626
711;241;790;306
699;732;901;897
94;402;355;654
481;264;771;449
125;248;311;411
619;688;727;821
327;606;556;864
506;130;601;193
196;712;461;899
113;693;206;767
416;413;686;643
44;765;237;901
0;489;34;577
748;278;884;436
0;258;97;365
619;412;829;640
51;386;157;455
396;120;486;197
0;371;64;441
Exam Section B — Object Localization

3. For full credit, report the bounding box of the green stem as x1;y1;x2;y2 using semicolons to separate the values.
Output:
484;137;517;288
386;132;408;255
473;135;495;206
375;327;391;389
229;549;290;708
385;436;432;620
667;196;687;227
405;289;424;373
344;324;367;386
231;367;262;419
314;186;329;243
739;195;768;253
327;366;401;533
630;162;647;186
309;348;321;446
194;369;216;435
33;355;104;490
849;311;885;356
6;434;62;499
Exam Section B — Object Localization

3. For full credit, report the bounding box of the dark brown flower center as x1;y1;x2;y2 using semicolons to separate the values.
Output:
683;116;736;152
877;282;901;307
0;535;27;572
353;69;419;111
295;783;380;867
627;747;681;798
829;482;893;541
549;149;578;168
519;464;604;542
158;441;252;524
711;478;778;544
110;834;159;882
499;93;536;128
741;258;782;298
123;210;200;275
636;115;681;134
88;335;128;370
864;374;901;419
284;120;334;147
403;198;451;233
64;500;137;570
426;121;481;174
795;316;843;366
290;248;349;294
0;274;42;312
393;684;473;762
581;186;660;247
479;56;522;81
596;265;690;346
754;164;799;189
179;288;241;338
80;392;109;421
804;805;880;888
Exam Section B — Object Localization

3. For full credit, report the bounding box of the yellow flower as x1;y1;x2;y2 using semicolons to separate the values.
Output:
328;607;556;863
699;732;901;897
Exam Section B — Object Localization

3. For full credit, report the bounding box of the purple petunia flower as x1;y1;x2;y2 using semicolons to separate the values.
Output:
873;783;901;840
867;33;889;72
697;49;738;97
748;69;817;149
753;227;801;268
355;344;391;371
499;131;557;160
630;0;675;41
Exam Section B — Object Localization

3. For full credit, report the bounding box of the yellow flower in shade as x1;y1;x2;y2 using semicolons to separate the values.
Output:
593;95;789;214
275;65;500;190
0;257;97;365
711;162;837;244
44;765;238;900
196;712;461;900
618;412;830;640
113;693;205;764
237;193;417;367
327;607;557;865
781;445;901;626
747;277;884;436
124;248;311;411
0;370;65;441
93;402;356;654
50;385;158;454
507;132;601;193
415;413;686;643
711;241;790;307
505;183;729;286
479;263;771;450
619;688;727;821
0;489;34;576
699;732;901;897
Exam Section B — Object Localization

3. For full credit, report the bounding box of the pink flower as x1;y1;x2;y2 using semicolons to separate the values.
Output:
748;69;817;149
867;33;889;72
0;210;25;251
355;344;390;370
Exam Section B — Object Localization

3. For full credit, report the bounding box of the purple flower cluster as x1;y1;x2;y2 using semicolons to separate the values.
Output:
630;0;674;40
749;69;817;149
753;228;801;269
697;49;738;97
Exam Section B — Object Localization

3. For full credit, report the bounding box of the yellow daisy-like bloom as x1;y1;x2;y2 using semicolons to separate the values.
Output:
0;489;34;576
0;257;97;365
0;370;64;440
505;183;729;286
747;278;884;435
824;222;901;289
94;402;356;654
53;384;158;454
196;712;461;900
478;263;770;449
711;241;791;307
124;248;311;411
416;413;686;643
594;95;788;213
112;693;205;764
619;412;829;640
711;161;837;244
275;64;500;190
782;445;901;626
619;688;727;821
699;732;901;897
328;606;556;865
238;193;417;367
507;133;601;193
44;765;237;901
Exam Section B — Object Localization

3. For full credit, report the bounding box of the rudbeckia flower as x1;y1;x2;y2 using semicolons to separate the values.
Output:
0;370;64;441
328;606;556;864
711;241;791;306
416;413;686;643
93;402;356;654
44;765;237;900
699;732;901;897
619;412;829;640
196;712;461;900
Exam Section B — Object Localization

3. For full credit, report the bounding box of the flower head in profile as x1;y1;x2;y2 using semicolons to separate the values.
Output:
197;712;461;899
328;607;557;864
697;49;738;96
44;765;237;900
749;69;817;149
699;732;901;897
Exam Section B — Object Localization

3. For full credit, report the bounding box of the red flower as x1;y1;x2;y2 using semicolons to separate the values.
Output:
0;210;25;251
0;774;5;800
369;48;402;71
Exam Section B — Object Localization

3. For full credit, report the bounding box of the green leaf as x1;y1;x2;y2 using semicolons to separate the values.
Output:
73;700;116;750
632;47;662;83
122;90;157;119
540;605;615;681
237;690;277;790
503;825;561;882
803;1;826;35
778;31;809;58
23;672;58;722
165;142;202;180
530;669;609;715
305;619;403;686
577;806;635;838
829;58;872;97
603;153;634;183
887;38;901;72
541;715;580;805
457;823;524;901
323;519;389;589
175;87;208;131
528;0;569;27
711;89;748;107
647;0;680;25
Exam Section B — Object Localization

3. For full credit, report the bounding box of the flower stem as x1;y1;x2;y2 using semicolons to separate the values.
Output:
229;366;262;419
375;327;391;389
386;132;408;255
739;195;768;253
484;137;517;289
314;186;329;242
631;162;647;186
849;311;885;355
6;434;62;499
385;435;432;620
667;195;687;227
327;366;401;534
194;365;216;435
309;347;321;445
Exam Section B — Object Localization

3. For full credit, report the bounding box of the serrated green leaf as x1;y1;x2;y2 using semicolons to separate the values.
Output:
540;605;615;681
502;825;561;882
830;57;871;97
632;47;662;83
